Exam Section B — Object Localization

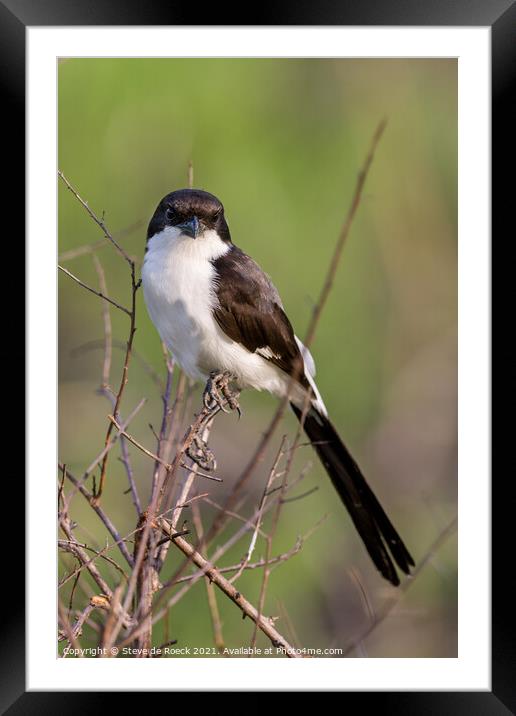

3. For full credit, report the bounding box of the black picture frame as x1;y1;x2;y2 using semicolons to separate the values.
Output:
6;0;512;710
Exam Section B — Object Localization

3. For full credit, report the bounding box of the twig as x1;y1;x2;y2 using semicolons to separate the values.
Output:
65;398;146;501
58;219;144;263
58;170;134;266
58;540;129;586
162;525;302;657
230;437;287;584
173;537;300;658
58;172;142;503
250;443;291;649
108;416;222;483
172;529;317;584
150;462;314;617
92;255;113;389
248;384;312;649
342;517;457;656
187;160;194;189
58;601;83;656
99;585;126;653
95;256;140;503
151;344;175;500
58;265;131;316
58;602;96;643
94;402;218;654
93;255;142;516
60;465;134;568
59;515;112;597
192;501;226;654
71;339;163;391
105;389;218;655
303;118;387;350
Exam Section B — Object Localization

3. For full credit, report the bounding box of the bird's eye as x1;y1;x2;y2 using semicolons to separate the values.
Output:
165;207;177;222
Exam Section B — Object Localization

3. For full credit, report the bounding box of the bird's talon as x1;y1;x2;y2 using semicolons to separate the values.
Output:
203;370;240;415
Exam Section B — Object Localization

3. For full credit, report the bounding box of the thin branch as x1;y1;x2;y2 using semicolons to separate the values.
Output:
64;398;146;503
58;602;96;643
58;219;144;263
108;415;222;483
303;118;387;350
58;265;131;316
248;385;312;649
59;515;112;597
162;524;302;657
230;437;287;584
58;540;129;587
173;520;325;584
151;343;175;499
92;255;113;390
71;339;163;391
170;534;299;655
192;501;226;654
58;172;142;504
93;405;219;653
92;257;142;516
187;160;194;189
58;601;83;656
151;460;314;615
58;170;134;266
250;443;291;649
342;517;457;656
60;465;134;568
95;258;140;502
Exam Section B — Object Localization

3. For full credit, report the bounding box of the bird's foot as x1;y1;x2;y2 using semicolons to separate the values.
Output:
203;370;241;416
186;433;217;472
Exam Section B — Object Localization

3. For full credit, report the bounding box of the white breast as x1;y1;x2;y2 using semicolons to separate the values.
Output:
142;227;228;380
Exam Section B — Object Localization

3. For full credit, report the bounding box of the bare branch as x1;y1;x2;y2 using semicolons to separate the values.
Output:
303;118;387;350
342;517;457;656
58;170;134;266
58;264;131;316
60;465;134;568
159;521;302;657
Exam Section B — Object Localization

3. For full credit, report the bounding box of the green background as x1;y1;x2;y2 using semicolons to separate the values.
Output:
58;58;457;657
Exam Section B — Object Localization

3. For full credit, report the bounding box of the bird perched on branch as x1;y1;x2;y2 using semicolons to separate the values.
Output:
142;188;414;586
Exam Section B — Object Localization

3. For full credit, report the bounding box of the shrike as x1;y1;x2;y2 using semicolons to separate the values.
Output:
142;188;414;585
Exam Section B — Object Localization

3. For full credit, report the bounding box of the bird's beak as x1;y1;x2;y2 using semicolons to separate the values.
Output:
178;216;201;239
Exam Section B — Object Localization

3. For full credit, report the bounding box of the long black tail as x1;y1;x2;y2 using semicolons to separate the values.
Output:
291;403;414;586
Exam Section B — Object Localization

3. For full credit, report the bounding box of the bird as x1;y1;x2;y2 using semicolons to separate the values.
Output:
142;188;414;586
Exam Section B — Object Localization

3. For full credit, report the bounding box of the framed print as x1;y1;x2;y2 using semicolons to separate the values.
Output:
6;0;512;709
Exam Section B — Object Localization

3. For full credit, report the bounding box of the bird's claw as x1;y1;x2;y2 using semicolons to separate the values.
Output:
203;370;241;416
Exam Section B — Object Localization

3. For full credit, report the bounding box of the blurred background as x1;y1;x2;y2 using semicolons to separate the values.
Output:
58;58;457;657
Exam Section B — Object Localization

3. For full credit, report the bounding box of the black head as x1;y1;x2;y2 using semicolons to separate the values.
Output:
146;188;231;243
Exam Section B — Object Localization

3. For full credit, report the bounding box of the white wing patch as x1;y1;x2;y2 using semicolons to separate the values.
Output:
294;336;327;417
295;336;316;377
256;346;281;361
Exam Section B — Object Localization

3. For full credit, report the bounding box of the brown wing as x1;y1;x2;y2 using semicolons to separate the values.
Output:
211;247;308;387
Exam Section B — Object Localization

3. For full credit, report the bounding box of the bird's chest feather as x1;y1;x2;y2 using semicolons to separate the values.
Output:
142;229;228;378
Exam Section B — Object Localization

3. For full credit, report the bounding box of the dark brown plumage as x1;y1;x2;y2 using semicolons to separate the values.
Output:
212;246;308;388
